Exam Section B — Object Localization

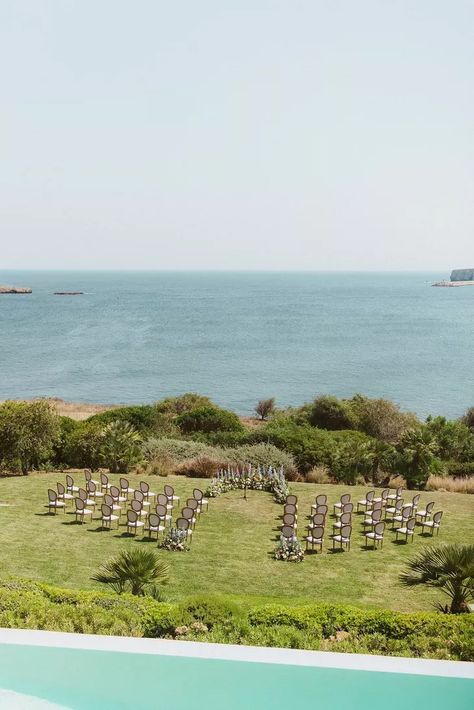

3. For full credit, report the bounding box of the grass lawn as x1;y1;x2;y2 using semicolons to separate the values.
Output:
0;472;473;612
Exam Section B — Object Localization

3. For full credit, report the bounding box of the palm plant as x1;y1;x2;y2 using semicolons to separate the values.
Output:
400;544;474;614
100;420;142;473
92;548;169;596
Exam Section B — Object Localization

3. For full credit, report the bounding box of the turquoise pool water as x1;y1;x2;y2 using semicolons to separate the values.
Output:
0;636;473;710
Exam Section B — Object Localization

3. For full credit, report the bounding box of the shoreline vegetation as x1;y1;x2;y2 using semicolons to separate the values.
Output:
0;393;473;490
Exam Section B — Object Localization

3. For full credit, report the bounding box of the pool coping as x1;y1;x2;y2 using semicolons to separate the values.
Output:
0;628;472;679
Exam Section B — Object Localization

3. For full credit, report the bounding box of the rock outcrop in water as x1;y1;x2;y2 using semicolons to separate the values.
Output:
0;285;32;294
451;268;474;282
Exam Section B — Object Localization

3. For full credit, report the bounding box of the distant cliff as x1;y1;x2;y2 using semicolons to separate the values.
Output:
451;269;474;282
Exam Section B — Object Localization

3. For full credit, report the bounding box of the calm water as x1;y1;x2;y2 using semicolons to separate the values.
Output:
0;271;472;419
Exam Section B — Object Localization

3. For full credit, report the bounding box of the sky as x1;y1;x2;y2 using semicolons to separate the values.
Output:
1;1;473;271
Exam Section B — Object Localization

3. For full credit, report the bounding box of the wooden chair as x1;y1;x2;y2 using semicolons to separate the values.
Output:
100;472;110;493
100;503;119;530
66;475;79;496
421;511;443;536
155;503;172;526
305;525;324;553
395;517;416;543
334;494;351;516
47;489;65;515
193;488;209;512
145;512;165;539
119;477;135;499
84;470;99;487
57;482;74;505
364;521;385;549
126;509;144;535
332;524;351;551
415;501;434;525
332;511;351;532
164;484;179;506
75;497;93;524
357;490;375;513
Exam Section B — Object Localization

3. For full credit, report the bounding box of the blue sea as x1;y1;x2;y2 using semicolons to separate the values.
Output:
0;271;472;419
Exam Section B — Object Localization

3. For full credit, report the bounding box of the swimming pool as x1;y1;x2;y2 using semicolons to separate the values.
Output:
0;629;472;709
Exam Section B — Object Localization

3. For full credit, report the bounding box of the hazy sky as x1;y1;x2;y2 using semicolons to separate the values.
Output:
1;1;473;271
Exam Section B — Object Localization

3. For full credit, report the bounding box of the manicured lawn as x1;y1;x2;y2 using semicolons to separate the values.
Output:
0;472;473;612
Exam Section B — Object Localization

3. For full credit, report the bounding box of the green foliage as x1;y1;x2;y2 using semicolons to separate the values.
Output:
348;395;418;444
143;437;218;462
0;580;472;660
401;544;474;614
88;405;179;437
92;549;169;596
396;428;441;489
61;422;103;470
461;407;474;432
177;406;245;435
100;420;142;473
0;400;60;474
308;395;354;430
445;461;474;478
426;417;474;462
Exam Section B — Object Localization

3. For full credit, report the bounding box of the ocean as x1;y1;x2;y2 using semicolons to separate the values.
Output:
0;271;472;420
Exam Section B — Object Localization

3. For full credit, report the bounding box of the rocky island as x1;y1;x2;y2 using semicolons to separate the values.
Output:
432;268;474;287
0;285;32;294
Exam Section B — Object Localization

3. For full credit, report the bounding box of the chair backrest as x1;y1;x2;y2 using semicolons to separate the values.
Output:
311;513;325;527
374;521;385;537
342;502;353;514
381;489;389;501
48;489;57;502
193;489;203;501
371;509;383;523
412;494;421;507
315;504;328;516
148;513;160;528
140;481;149;494
433;511;443;524
78;488;87;502
155;503;168;518
396;487;403;496
157;493;169;507
176;517;189;531
281;525;296;540
127;509;138;524
394;498;404;512
131;499;142;513
366;490;375;502
57;482;65;495
311;526;324;541
101;503;112;517
283;513;296;526
426;501;434;514
85;470;92;482
339;512;351;526
284;504;297;516
134;490;145;504
75;497;85;511
88;481;97;494
315;494;327;506
371;500;382;511
340;524;352;539
100;472;109;487
286;494;297;506
109;485;120;499
406;517;416;532
402;505;412;520
187;499;199;511
164;484;174;498
182;507;194;522
120;477;130;490
66;475;74;487
340;493;351;505
104;494;114;507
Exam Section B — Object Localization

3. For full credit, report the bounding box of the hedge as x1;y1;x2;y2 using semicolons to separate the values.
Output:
0;580;472;661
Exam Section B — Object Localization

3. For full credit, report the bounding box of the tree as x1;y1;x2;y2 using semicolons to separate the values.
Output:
396;428;440;489
308;395;354;430
254;398;276;421
0;400;60;474
101;420;142;473
400;544;474;614
349;395;417;444
92;549;169;596
425;416;474;462
461;407;474;433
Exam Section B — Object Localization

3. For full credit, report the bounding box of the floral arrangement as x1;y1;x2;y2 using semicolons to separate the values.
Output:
159;527;189;552
274;534;305;563
205;465;289;504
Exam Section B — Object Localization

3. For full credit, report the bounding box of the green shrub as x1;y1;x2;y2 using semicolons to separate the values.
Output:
308;395;355;431
177;406;244;435
178;595;244;630
445;461;474;477
143;438;218;462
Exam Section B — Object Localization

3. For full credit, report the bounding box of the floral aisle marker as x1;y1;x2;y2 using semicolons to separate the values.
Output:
159;527;190;552
274;534;305;562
